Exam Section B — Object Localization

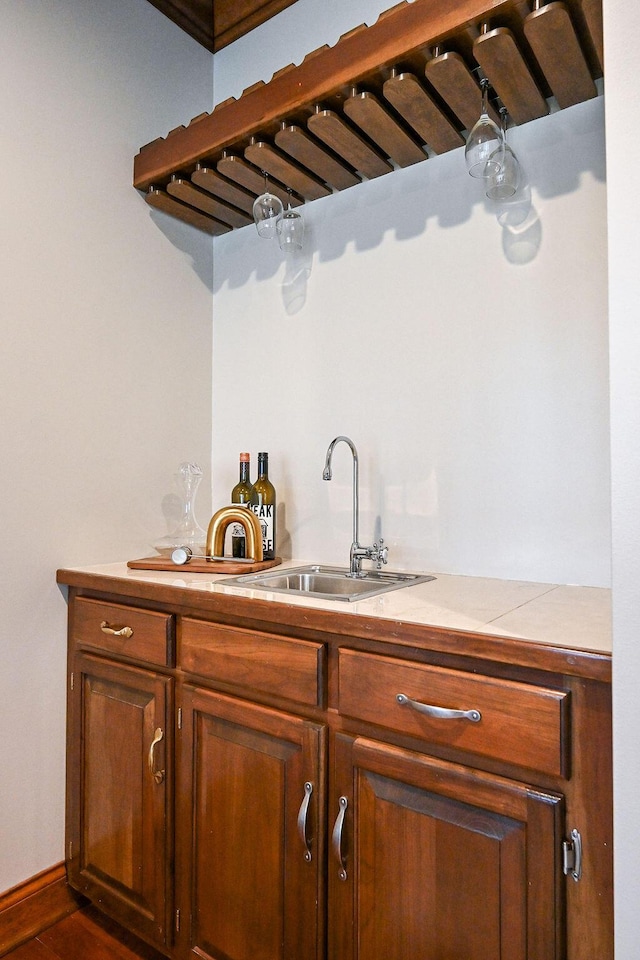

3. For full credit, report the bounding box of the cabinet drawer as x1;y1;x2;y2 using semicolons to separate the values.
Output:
181;618;324;707
338;648;569;777
72;597;173;666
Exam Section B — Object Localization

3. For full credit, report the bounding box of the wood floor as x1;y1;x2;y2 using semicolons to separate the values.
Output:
4;905;166;960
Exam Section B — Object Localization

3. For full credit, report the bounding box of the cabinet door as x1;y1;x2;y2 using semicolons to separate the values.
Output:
330;735;564;960
66;652;172;949
176;685;326;960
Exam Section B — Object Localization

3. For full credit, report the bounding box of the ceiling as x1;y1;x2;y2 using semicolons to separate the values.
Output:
145;0;300;52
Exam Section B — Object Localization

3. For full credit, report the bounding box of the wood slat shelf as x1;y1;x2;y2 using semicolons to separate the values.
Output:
134;0;603;234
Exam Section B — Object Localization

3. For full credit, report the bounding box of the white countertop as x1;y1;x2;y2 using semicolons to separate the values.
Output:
64;560;612;655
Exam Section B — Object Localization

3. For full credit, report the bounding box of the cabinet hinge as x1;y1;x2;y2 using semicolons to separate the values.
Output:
70;672;74;691
68;840;73;860
177;707;182;730
562;828;582;882
175;908;180;933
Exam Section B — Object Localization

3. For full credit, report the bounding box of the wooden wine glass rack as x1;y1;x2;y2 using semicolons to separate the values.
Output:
133;0;603;235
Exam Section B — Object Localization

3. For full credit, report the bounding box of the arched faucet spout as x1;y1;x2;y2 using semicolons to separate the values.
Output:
322;436;388;577
323;437;359;569
323;435;357;481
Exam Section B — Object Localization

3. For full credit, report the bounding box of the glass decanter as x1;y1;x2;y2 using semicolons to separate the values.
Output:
154;461;207;556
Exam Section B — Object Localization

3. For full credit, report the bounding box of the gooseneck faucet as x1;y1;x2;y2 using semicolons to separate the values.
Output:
323;436;388;577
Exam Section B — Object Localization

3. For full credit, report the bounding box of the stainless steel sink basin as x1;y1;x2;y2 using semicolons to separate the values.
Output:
222;564;436;602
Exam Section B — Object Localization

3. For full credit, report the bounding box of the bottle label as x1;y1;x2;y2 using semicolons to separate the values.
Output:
231;523;245;538
231;495;251;558
251;502;274;558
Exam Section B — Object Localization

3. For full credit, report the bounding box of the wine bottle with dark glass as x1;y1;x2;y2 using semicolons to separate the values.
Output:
250;451;276;560
230;452;254;558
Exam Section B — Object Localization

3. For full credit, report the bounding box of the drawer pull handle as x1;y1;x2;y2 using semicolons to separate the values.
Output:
396;692;481;723
332;796;348;882
100;620;133;639
148;727;165;784
297;781;314;862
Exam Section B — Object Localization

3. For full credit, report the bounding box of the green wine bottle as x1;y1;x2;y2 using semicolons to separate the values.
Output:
230;452;254;558
250;451;276;560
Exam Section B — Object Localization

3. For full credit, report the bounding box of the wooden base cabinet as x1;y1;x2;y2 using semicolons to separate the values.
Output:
175;686;326;960
66;652;173;949
330;735;564;960
60;575;613;960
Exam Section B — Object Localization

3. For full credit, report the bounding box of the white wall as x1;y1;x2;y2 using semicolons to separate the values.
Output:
604;0;640;954
212;0;610;588
0;0;213;892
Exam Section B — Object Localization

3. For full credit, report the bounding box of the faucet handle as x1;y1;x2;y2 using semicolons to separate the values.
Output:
372;539;389;569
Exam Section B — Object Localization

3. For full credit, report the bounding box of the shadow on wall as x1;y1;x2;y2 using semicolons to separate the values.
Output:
257;169;541;310
139;94;603;309
491;174;544;267
146;201;214;293
210;147;544;307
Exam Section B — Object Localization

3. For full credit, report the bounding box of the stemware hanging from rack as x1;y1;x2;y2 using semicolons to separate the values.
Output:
465;77;504;179
486;107;521;200
277;189;304;253
253;171;284;239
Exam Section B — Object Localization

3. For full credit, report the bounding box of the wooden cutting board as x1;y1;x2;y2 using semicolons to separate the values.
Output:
127;556;282;575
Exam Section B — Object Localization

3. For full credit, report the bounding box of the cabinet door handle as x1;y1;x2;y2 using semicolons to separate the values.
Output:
100;620;133;639
148;727;165;784
396;692;481;723
332;796;348;881
297;781;314;862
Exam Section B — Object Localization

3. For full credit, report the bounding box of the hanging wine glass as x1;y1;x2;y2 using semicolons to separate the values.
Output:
277;190;304;253
486;107;520;200
465;77;504;179
253;170;283;239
